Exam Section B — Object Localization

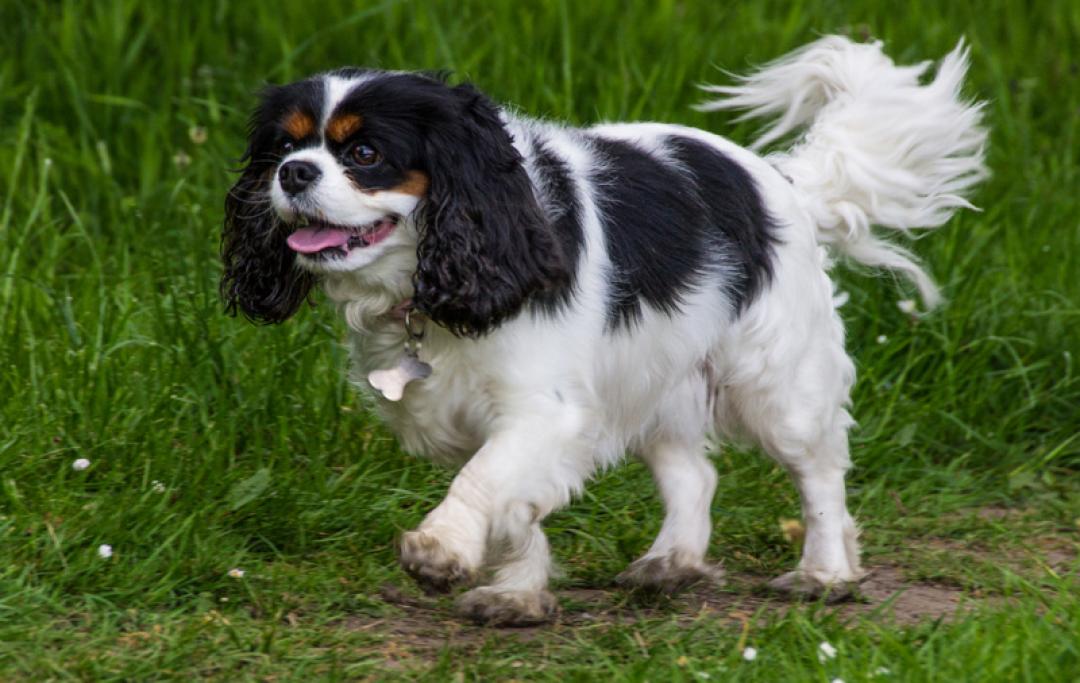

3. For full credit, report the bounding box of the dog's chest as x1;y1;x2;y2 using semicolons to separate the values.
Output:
347;325;489;464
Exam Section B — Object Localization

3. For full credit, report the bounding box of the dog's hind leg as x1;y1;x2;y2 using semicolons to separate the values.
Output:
720;281;866;601
616;371;724;593
616;435;723;592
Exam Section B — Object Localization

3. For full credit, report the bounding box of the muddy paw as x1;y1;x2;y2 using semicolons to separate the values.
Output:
455;587;557;626
768;569;863;603
398;530;476;594
616;554;725;594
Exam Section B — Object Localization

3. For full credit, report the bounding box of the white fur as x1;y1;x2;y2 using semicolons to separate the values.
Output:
287;36;985;613
699;37;988;306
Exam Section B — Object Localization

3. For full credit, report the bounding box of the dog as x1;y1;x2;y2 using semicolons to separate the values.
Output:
221;36;987;625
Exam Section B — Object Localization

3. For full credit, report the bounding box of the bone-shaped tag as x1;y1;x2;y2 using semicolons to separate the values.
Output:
367;353;432;401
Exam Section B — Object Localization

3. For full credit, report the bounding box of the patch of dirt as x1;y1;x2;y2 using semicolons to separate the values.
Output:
1034;537;1078;571
974;505;1024;521
562;566;977;627
922;534;1078;577
839;566;972;623
328;525;1077;666
332;564;986;663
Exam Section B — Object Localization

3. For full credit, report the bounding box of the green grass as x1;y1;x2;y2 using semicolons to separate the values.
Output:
1;0;1078;680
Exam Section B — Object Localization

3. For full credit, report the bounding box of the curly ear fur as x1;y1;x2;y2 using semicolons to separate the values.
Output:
221;156;315;324
413;84;570;337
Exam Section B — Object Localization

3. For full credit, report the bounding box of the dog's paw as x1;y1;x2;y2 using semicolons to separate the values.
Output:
767;569;864;603
616;553;725;594
398;530;476;594
455;587;557;626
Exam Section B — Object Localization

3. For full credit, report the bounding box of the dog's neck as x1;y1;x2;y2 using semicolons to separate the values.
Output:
322;269;414;336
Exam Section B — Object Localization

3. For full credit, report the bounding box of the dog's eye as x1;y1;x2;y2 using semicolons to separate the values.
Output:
281;140;294;153
350;143;381;167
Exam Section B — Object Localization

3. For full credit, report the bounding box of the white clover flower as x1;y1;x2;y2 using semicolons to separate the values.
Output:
872;667;892;677
151;480;166;493
742;646;758;661
72;458;91;471
819;641;837;661
897;299;917;314
876;334;887;344
98;544;113;559
227;568;245;579
832;679;845;683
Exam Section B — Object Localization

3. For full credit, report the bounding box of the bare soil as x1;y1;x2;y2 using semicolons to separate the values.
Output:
359;563;975;641
330;517;1077;666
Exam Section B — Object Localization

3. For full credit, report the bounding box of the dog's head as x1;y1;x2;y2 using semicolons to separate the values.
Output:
221;70;569;336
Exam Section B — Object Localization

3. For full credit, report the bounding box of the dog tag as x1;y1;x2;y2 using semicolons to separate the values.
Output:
367;352;432;401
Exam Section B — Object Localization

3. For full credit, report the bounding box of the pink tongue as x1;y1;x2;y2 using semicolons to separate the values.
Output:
286;227;352;254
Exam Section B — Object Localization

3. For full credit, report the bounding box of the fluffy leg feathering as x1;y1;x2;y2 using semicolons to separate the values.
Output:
699;36;989;306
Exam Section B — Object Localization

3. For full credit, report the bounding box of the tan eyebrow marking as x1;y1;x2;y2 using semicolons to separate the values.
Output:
326;113;364;143
283;110;315;139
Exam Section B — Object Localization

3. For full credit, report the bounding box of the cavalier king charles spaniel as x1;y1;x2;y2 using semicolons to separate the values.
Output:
222;36;987;625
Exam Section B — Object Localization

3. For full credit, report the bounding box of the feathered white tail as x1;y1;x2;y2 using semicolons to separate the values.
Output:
699;36;988;307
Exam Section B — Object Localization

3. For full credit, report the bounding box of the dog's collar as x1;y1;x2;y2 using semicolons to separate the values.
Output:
387;299;414;321
385;299;426;343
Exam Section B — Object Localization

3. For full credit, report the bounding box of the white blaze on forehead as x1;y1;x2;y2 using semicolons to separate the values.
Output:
322;74;370;127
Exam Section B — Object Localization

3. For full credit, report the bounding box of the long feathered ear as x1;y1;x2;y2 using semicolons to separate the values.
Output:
413;84;569;337
220;156;315;324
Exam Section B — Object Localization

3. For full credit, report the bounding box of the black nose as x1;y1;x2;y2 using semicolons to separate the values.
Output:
278;160;322;195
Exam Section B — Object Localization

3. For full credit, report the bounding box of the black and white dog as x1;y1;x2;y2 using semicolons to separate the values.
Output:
222;36;986;624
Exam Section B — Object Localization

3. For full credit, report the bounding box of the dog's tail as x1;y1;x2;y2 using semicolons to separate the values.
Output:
698;36;988;307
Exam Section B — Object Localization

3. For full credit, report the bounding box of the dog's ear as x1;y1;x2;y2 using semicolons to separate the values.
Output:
220;152;315;324
413;84;569;337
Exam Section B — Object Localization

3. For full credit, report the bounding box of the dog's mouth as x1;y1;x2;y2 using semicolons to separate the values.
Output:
286;216;399;257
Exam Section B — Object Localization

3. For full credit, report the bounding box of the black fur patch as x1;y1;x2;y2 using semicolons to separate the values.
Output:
220;77;326;324
665;135;779;312
588;134;777;330
529;141;584;314
588;136;709;329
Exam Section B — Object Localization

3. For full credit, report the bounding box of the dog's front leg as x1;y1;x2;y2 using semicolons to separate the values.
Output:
399;411;590;625
398;474;490;594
